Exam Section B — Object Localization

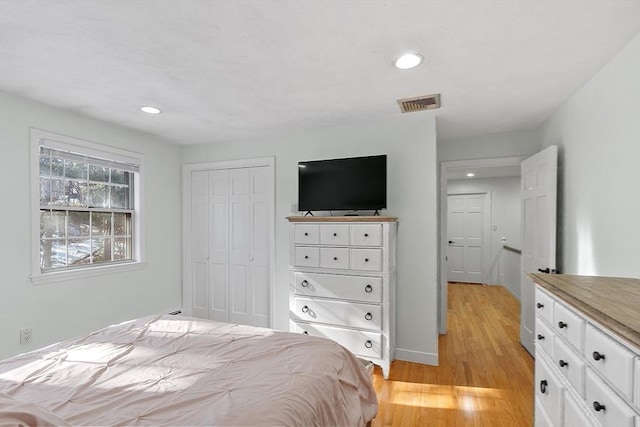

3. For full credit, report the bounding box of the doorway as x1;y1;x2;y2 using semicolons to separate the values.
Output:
439;156;525;334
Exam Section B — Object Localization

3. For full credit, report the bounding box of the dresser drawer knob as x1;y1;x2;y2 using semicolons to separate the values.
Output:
304;255;309;259
539;380;548;394
364;284;373;293
365;312;373;321
536;302;544;309
559;359;568;368
364;233;369;237
364;258;369;262
333;256;338;261
592;351;606;361
303;331;309;335
558;321;567;329
301;280;309;287
333;232;337;237
304;232;308;236
593;401;606;412
301;305;309;313
537;334;545;341
364;340;373;349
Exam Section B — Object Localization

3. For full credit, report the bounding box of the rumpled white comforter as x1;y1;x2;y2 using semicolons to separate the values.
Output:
0;315;377;426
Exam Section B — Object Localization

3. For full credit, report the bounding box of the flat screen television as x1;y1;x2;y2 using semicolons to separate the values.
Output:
298;155;387;212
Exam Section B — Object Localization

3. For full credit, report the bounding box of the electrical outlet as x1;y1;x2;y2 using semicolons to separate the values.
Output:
20;328;32;345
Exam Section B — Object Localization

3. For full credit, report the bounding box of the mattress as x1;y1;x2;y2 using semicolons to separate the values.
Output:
0;315;377;426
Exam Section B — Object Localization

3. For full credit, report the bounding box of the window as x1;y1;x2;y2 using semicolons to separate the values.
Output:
31;130;144;283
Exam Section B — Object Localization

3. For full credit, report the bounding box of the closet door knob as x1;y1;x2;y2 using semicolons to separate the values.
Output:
365;312;373;321
593;401;606;412
364;340;373;349
558;321;567;329
301;280;309;287
592;351;606;361
559;360;568;368
301;305;309;313
539;380;548;394
364;284;373;293
537;334;545;341
536;303;544;309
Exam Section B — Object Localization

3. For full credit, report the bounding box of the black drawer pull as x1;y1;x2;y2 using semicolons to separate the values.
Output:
539;380;548;394
365;284;373;293
559;359;568;368
364;233;369;237
333;256;338;261
303;331;309;335
558;321;567;329
301;305;309;313
536;302;544;309
304;232;308;236
364;340;373;349
364;258;369;262
301;280;309;287
333;232;337;237
592;351;606;361
537;334;545;341
365;312;373;321
593;401;606;412
304;255;309;259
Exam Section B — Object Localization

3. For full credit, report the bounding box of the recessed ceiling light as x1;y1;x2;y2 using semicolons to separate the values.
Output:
394;53;424;70
466;173;475;177
140;106;162;114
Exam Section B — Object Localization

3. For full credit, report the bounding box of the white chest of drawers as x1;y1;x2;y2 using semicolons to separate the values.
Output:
532;274;640;427
287;216;397;379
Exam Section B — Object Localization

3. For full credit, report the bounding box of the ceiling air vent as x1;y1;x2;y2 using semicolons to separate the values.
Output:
397;94;441;113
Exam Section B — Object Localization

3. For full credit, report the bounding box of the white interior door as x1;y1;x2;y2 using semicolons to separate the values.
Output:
447;193;485;284
520;146;557;356
185;159;274;329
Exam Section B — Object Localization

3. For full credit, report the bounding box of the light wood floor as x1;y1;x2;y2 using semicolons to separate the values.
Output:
370;283;534;426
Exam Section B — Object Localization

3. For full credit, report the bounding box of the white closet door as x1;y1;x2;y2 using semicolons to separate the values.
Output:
248;166;272;327
209;170;230;322
228;168;251;325
191;171;209;319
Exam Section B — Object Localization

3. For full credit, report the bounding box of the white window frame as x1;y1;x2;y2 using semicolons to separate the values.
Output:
30;129;146;284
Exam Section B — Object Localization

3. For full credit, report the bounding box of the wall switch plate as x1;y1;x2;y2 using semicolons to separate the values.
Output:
20;328;32;345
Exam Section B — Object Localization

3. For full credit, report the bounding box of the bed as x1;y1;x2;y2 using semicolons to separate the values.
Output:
0;315;377;426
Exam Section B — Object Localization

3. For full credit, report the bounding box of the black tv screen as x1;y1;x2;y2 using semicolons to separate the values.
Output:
298;155;387;212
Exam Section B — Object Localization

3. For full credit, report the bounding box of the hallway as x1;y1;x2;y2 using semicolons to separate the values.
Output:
371;283;534;426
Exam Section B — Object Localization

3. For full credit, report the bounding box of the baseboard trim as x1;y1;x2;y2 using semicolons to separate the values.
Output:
394;348;438;366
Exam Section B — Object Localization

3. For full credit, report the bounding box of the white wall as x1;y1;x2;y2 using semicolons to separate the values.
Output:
540;33;640;277
0;92;183;359
438;128;541;162
447;177;522;298
182;113;440;364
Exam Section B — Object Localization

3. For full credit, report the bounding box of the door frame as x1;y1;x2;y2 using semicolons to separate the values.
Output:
446;191;491;285
439;156;525;334
182;157;276;327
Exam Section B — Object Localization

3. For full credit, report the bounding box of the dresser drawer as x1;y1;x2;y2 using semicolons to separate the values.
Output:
295;297;382;330
320;247;350;269
564;390;597;427
294;272;383;303
536;356;564;427
586;368;636;427
536;316;555;358
535;288;555;325
294;322;382;359
294;224;319;244
554;302;585;352
351;248;382;271
535;400;553;427
554;337;586;397
320;224;350;245
585;323;635;401
294;246;320;267
350;224;382;247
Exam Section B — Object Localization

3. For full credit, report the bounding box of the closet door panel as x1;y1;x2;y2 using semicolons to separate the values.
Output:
250;167;272;326
229;168;251;324
191;171;209;319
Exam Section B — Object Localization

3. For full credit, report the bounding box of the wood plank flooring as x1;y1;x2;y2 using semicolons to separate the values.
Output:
370;283;534;426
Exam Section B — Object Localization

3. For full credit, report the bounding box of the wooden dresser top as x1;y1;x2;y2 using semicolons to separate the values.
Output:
530;273;640;349
286;216;398;222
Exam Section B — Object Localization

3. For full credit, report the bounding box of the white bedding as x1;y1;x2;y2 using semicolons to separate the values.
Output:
0;315;377;426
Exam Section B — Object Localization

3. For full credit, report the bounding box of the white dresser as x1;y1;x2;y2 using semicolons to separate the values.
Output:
287;216;397;379
532;274;640;427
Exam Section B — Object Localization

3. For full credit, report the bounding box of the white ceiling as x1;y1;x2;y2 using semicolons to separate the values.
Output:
1;1;639;145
